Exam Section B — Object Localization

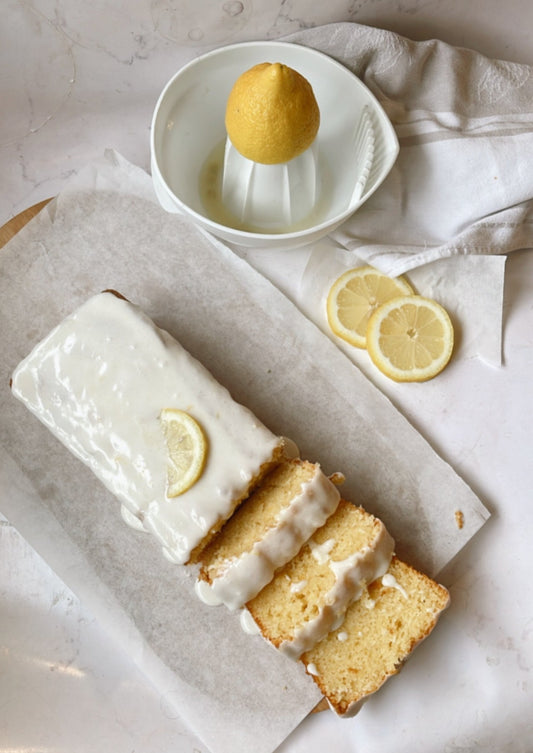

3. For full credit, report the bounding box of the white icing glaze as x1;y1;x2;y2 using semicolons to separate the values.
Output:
290;579;307;594
337;631;348;642
199;467;340;610
194;578;223;606
280;437;299;459
280;525;395;659
239;608;261;635
11;292;282;565
162;546;187;564
330;613;345;632
309;538;335;565
382;572;409;598
120;503;146;532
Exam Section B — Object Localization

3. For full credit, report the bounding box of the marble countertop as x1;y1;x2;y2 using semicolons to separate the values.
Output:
1;2;533;752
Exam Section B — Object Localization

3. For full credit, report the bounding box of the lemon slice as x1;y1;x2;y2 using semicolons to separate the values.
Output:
366;295;454;382
326;266;414;348
160;408;208;497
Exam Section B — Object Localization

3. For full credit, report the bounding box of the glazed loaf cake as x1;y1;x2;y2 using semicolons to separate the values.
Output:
10;291;286;565
11;291;449;718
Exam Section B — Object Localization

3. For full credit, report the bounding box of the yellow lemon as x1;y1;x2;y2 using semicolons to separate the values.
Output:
160;408;208;497
225;62;320;165
326;266;414;349
366;296;454;382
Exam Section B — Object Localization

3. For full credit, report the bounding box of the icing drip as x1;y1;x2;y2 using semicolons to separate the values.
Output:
120;504;146;532
281;437;300;459
239;609;261;635
195;578;223;606
163;546;187;564
382;572;409;598
309;538;335;564
280;525;395;659
290;580;308;594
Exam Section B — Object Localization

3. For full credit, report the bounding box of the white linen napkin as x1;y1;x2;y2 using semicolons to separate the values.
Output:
286;22;533;276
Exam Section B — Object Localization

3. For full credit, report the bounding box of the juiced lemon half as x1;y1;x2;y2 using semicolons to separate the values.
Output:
160;408;208;497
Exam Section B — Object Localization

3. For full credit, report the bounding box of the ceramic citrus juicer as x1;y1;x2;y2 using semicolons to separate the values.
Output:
150;41;398;249
220;61;322;232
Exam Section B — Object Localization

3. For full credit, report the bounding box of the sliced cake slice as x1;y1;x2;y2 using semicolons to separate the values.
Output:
196;458;341;610
247;499;394;658
301;557;450;716
10;291;286;565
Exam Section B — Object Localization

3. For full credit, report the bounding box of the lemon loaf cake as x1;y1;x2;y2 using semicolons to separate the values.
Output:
10;291;286;564
11;291;449;719
301;557;450;716
247;499;395;659
196;459;341;610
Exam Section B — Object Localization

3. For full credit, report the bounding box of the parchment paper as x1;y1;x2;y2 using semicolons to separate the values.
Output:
0;152;489;753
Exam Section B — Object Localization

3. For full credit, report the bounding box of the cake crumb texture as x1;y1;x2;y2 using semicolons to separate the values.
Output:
301;557;450;716
247;500;394;655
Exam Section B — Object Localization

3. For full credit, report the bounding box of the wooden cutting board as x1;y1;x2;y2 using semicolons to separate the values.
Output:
0;198;52;249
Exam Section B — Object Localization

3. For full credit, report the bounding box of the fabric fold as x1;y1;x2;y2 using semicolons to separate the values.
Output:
285;23;533;275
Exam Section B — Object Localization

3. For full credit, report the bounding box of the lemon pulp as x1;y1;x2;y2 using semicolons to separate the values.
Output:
366;296;454;382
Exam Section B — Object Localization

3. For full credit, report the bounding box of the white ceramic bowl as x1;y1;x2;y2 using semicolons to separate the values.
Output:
150;41;399;250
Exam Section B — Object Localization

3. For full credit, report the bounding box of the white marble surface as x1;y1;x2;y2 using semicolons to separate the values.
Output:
1;2;533;752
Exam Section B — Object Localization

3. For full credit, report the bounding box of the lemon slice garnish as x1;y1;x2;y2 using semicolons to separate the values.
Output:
366;295;454;382
326;266;414;349
160;408;208;497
